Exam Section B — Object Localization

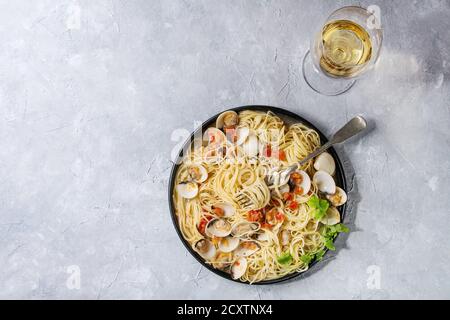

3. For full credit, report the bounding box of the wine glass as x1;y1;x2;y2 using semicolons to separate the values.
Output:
302;6;383;96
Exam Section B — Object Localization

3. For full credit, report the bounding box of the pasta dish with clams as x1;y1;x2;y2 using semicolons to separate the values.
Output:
173;110;348;283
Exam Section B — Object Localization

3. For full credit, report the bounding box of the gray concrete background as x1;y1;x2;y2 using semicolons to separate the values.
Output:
0;0;449;299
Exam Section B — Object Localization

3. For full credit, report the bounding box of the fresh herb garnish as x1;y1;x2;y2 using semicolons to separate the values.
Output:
321;223;350;251
300;254;313;265
307;195;330;220
300;249;326;265
277;252;293;265
300;223;350;265
314;249;326;261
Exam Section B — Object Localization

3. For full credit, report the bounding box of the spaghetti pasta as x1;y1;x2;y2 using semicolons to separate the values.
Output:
172;110;346;283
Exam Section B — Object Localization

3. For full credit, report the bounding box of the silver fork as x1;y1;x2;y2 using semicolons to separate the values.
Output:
236;180;269;209
236;192;254;210
265;116;368;187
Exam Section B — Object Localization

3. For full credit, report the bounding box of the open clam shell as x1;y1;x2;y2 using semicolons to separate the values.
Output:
203;127;226;145
242;131;258;158
213;202;236;218
176;182;199;199
326;187;347;207
290;170;311;196
231;221;260;238
216;111;239;130
320;207;341;226
194;239;216;260
231;257;247;280
206;218;232;238
234;241;261;257
187;164;208;183
218;237;240;253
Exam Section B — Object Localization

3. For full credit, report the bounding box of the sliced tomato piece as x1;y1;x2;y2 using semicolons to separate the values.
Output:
290;172;301;180
261;222;273;230
294;186;304;195
283;192;293;201
263;144;272;157
198;216;212;234
276;212;285;221
288;201;299;210
247;210;263;222
212;207;225;217
278;150;286;161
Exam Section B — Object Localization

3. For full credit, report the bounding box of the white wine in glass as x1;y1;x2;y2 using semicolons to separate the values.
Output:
302;6;383;95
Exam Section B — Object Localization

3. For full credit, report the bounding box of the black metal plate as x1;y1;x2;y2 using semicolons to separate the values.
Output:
168;105;347;285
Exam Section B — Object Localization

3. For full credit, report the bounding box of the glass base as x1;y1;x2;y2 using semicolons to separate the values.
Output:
302;50;356;96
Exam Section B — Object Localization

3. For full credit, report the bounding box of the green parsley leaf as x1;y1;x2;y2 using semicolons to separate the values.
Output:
307;195;329;220
277;252;293;265
324;239;336;251
320;223;349;252
334;223;350;233
300;254;313;265
314;250;326;261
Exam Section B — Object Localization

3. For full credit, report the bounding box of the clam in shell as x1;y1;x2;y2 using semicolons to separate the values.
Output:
320;207;341;226
231;222;260;238
290;170;311;196
313;170;336;195
216;111;239;130
326;187;347;207
194;239;216;260
187;164;208;183
314;152;336;176
231;257;247;280
203;127;226;145
206;218;232;238
218;237;240;253
212;202;236;218
176;182;199;199
234;241;260;257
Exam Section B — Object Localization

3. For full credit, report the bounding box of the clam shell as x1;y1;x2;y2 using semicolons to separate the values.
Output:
314;152;336;176
231;257;247;280
176;182;199;199
321;207;341;226
235;127;250;146
313;170;336;194
242;132;258;158
206;218;232;238
234;241;260;257
213;202;236;218
194;239;216;260
291;170;311;196
218;237;240;253
216;111;238;129
326;187;347;207
231;222;260;238
187;164;208;183
203;127;226;145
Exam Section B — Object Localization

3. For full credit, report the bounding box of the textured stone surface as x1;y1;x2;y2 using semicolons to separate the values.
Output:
0;0;449;299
